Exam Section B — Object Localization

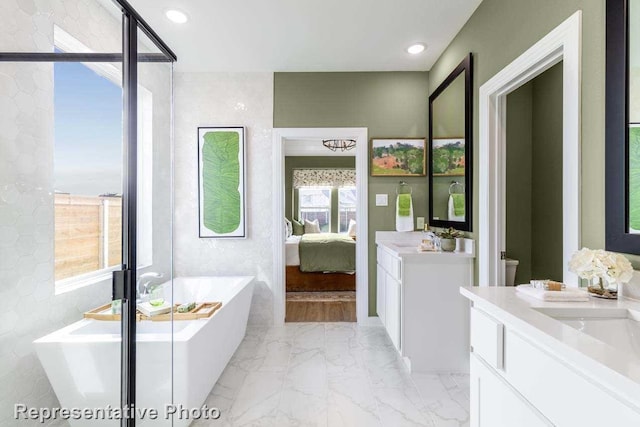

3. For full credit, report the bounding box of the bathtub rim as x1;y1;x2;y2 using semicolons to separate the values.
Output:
33;275;255;345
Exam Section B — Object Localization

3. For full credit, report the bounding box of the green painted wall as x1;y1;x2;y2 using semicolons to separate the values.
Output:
430;0;640;276
285;156;356;233
274;72;430;315
506;81;534;284
506;63;564;285
531;63;564;280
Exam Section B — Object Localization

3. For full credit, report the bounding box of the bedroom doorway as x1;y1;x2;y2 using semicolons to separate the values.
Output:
273;128;369;325
284;145;357;321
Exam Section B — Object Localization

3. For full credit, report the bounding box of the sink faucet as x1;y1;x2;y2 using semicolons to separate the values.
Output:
137;272;164;300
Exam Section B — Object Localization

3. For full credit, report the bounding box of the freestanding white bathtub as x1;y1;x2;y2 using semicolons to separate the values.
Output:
34;276;255;426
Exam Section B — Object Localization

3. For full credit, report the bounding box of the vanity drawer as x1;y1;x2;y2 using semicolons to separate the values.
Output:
504;330;640;426
470;307;504;370
377;246;401;281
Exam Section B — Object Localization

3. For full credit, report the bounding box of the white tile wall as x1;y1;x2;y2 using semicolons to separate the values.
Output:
173;72;275;327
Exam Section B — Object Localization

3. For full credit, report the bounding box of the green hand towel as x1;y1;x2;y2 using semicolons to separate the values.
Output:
398;194;412;217
452;194;465;216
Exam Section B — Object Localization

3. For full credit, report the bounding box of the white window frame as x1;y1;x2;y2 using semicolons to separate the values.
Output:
54;26;153;294
338;186;357;234
298;186;332;232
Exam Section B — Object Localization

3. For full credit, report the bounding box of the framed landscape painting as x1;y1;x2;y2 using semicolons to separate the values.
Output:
370;138;426;176
431;138;466;176
198;126;246;238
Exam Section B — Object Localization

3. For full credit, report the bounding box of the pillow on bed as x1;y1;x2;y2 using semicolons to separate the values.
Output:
304;219;321;234
347;219;356;237
292;219;304;235
285;218;293;239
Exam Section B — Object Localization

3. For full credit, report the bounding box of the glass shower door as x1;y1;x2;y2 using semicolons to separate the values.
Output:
0;0;129;424
134;25;175;426
0;1;177;426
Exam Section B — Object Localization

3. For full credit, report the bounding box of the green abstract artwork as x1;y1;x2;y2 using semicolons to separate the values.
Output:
201;130;242;235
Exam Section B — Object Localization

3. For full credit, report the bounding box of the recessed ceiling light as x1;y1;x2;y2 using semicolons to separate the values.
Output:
165;9;188;24
407;43;426;55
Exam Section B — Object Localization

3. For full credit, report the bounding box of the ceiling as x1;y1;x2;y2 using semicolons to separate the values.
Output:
128;0;483;72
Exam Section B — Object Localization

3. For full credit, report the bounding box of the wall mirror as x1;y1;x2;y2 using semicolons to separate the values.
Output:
606;0;640;254
428;53;473;231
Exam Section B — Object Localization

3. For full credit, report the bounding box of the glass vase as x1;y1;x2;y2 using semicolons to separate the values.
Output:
587;277;618;299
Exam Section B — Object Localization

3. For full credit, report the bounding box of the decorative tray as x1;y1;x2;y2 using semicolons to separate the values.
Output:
84;302;222;321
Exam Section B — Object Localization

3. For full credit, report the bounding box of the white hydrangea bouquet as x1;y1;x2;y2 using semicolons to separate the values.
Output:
568;248;633;299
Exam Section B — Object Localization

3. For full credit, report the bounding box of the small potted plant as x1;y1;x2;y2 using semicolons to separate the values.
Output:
437;227;463;252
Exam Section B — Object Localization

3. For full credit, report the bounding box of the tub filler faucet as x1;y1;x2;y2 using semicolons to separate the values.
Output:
137;272;164;300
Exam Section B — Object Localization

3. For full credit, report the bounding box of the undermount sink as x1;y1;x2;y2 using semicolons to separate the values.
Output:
534;307;640;359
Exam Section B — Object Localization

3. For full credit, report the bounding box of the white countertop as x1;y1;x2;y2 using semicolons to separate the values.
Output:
460;286;640;401
375;231;475;259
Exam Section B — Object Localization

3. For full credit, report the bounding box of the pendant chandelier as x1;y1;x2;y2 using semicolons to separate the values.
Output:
322;139;356;152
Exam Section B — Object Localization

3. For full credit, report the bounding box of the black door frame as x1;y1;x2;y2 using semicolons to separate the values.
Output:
0;1;176;425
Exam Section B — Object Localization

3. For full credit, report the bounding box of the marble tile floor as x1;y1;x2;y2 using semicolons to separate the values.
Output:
194;323;470;427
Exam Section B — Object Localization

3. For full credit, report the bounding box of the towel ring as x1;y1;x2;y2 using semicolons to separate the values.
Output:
449;181;464;195
396;181;413;195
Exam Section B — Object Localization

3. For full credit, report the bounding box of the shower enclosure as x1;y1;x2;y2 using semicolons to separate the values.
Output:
0;1;176;425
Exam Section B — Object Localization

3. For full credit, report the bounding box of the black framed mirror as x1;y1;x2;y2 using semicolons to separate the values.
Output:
606;0;640;254
428;53;473;231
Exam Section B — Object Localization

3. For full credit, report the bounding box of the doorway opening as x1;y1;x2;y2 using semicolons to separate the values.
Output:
478;11;581;286
273;128;369;325
504;62;564;286
284;146;357;321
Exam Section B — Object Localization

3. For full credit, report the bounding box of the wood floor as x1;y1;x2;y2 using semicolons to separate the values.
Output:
285;291;356;322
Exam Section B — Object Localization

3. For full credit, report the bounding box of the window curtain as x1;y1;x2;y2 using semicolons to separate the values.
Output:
293;169;356;188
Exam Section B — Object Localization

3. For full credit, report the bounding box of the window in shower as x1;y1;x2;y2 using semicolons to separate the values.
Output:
53;59;123;286
53;40;153;291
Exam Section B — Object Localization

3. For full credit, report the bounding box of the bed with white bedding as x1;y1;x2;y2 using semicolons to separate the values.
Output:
285;235;302;266
284;233;355;292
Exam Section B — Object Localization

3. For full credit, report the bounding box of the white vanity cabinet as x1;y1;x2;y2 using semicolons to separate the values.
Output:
375;232;474;373
471;355;551;427
385;276;401;350
376;263;386;327
376;245;402;350
463;290;640;427
469;307;551;427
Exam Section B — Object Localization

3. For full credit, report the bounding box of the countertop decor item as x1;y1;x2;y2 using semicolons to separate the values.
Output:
516;284;589;301
568;248;633;299
437;227;463;252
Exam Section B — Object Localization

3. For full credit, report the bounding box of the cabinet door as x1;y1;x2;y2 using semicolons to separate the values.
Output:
470;355;551;427
376;263;386;326
385;274;401;351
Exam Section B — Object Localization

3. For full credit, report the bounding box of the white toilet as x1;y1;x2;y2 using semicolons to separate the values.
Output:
505;258;519;286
